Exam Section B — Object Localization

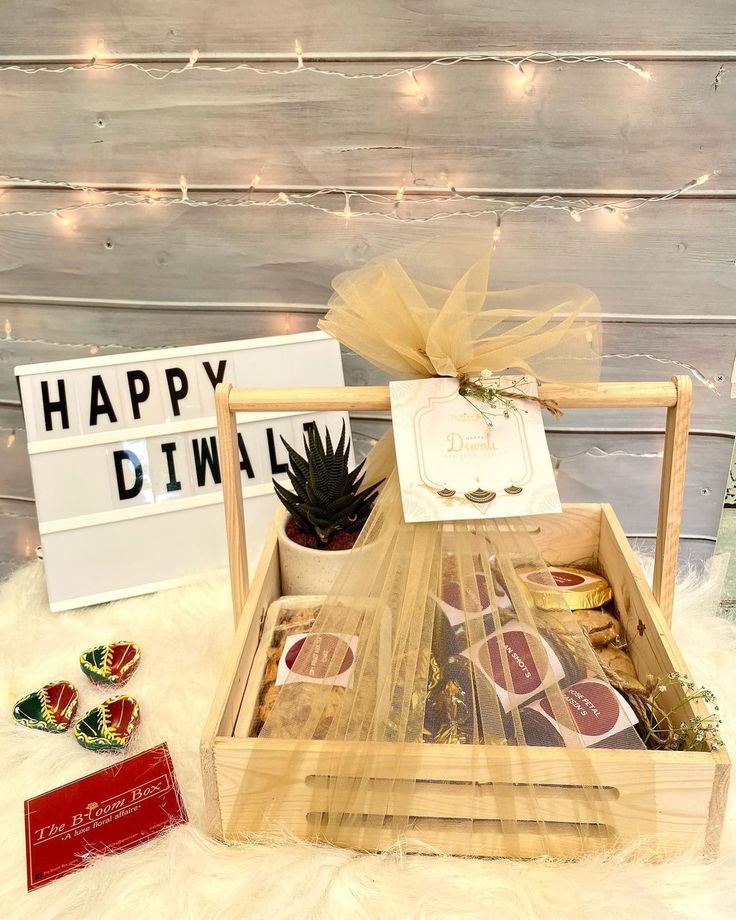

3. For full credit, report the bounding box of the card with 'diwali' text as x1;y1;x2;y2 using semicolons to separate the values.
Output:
389;375;561;523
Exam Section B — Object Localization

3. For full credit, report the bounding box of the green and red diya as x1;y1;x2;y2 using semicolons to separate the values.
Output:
73;695;140;752
79;641;141;686
13;680;79;732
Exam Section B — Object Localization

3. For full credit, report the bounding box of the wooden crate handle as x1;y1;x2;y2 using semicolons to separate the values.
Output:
216;377;690;626
652;375;692;623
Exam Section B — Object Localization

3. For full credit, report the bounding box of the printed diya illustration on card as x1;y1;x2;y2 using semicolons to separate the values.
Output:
390;374;562;523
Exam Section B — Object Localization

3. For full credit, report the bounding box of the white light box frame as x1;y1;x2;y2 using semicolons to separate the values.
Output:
16;331;349;611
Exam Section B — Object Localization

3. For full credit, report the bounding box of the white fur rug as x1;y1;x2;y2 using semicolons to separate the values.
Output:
2;558;736;920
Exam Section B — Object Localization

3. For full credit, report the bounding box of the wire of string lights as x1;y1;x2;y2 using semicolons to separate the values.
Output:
0;43;654;85
0;172;717;240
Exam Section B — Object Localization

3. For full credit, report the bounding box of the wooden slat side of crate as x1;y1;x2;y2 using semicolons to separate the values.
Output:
210;739;717;857
598;505;731;855
200;514;282;837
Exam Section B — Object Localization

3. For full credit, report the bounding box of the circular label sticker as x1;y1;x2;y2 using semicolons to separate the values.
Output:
540;680;620;736
442;581;462;609
525;568;586;588
285;634;354;679
441;573;490;611
485;629;548;694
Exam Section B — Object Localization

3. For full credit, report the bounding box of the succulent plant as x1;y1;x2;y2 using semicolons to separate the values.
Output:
273;422;381;544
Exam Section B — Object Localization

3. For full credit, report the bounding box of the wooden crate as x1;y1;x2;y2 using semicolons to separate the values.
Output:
201;378;730;858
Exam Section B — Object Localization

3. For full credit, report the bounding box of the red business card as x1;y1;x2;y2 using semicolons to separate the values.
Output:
24;742;187;891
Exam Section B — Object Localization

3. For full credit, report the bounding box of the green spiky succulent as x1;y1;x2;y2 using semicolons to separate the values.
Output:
273;422;381;544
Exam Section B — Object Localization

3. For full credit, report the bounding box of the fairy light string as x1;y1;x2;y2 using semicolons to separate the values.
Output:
0;46;654;85
0;170;721;362
0;171;719;230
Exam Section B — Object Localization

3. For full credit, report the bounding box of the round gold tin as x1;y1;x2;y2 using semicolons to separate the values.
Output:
519;565;612;611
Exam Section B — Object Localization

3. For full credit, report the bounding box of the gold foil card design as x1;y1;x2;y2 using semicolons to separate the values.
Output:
389;376;561;523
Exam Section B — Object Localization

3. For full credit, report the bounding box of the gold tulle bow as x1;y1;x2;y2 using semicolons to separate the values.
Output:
320;238;602;385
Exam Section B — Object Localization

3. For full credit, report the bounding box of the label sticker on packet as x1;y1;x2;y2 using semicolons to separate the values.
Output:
276;632;359;688
521;568;602;589
523;677;639;748
434;569;513;628
461;619;565;712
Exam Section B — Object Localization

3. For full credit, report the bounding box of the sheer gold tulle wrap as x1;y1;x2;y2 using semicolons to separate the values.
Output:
231;241;653;855
321;239;601;383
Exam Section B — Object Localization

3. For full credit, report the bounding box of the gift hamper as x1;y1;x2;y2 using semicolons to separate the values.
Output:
201;242;729;858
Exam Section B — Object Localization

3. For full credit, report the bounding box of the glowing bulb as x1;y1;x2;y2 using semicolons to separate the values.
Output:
4;318;11;339
54;211;74;229
90;38;105;64
395;186;405;201
684;170;718;191
602;204;629;224
492;217;502;244
250;173;261;188
294;40;304;69
511;61;534;95
569;208;582;222
625;62;653;81
409;71;428;105
89;345;100;355
6;431;15;448
278;191;289;203
179;175;189;200
186;49;199;69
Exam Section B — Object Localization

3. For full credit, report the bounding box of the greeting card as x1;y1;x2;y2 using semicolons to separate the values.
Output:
390;375;561;523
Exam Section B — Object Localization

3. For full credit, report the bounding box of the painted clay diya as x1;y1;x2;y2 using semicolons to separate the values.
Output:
73;695;140;752
79;641;141;686
13;680;79;733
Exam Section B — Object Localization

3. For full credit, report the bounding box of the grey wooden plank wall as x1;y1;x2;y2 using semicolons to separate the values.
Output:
1;3;735;575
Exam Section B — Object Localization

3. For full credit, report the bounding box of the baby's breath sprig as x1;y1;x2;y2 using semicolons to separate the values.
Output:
646;673;723;751
604;666;723;751
457;371;562;428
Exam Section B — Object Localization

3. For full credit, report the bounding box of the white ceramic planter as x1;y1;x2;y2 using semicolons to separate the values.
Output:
277;513;356;596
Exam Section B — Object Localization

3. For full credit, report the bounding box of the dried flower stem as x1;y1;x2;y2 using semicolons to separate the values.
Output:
457;373;562;427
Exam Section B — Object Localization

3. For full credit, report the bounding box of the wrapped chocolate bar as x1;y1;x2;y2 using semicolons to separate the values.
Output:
423;651;478;744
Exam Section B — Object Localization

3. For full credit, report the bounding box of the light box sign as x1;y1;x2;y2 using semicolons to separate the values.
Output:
16;331;349;612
